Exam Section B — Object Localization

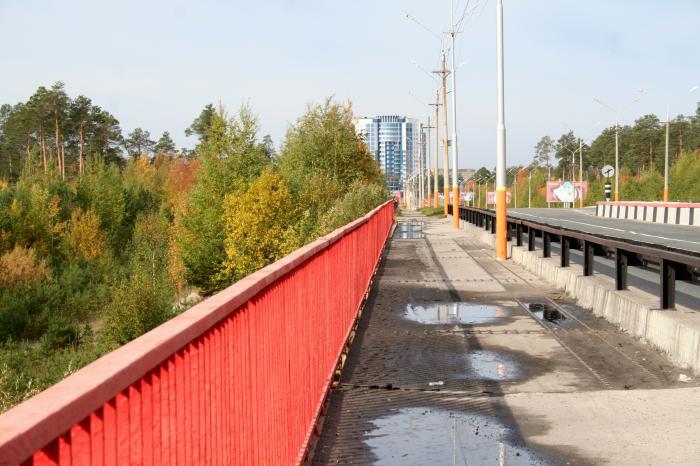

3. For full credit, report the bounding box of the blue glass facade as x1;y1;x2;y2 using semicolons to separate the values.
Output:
355;115;423;192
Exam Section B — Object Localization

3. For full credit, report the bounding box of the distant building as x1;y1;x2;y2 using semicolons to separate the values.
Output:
354;115;424;192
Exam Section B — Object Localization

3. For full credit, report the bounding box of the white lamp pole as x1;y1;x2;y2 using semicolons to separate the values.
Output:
449;27;460;228
495;0;507;259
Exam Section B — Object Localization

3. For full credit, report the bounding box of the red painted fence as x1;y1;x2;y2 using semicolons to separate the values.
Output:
0;201;395;466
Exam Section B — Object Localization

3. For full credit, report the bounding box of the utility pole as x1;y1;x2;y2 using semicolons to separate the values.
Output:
426;117;434;207
435;51;450;216
419;124;425;208
579;137;584;208
431;90;440;208
449;27;460;229
495;0;508;260
614;119;619;201
664;106;670;202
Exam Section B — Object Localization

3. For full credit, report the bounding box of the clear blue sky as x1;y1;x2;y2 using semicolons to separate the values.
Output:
1;0;699;169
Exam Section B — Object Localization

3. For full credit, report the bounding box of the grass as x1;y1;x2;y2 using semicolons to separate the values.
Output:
417;207;446;218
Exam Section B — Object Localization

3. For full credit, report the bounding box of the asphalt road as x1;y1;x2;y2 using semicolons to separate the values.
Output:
507;208;700;256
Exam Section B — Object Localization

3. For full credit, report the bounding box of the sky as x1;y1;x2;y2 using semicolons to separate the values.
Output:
1;0;699;170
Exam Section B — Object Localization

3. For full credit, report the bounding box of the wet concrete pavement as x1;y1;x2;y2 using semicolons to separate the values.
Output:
312;212;700;465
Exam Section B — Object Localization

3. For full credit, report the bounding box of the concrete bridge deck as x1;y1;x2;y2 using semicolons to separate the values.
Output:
313;212;700;465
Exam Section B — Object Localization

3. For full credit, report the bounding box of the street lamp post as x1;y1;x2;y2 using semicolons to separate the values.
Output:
449;26;460;228
579;137;583;207
593;91;644;201
495;0;507;259
562;121;598;208
508;166;526;209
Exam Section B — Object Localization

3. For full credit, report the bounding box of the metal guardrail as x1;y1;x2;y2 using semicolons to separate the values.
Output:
449;204;700;310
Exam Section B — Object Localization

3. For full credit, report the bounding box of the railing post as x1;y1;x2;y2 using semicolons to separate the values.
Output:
543;232;551;258
485;216;490;231
583;240;594;276
615;249;627;290
661;259;676;309
560;236;570;267
516;224;523;247
528;227;535;251
490;216;496;234
506;223;512;242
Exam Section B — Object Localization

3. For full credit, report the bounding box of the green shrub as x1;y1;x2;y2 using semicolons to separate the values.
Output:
317;182;388;235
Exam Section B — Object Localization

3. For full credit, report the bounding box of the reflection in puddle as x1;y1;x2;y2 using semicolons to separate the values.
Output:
405;303;510;325
395;222;424;239
466;350;521;381
364;407;549;465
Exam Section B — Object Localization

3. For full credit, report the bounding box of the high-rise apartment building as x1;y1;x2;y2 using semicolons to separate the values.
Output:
354;115;424;192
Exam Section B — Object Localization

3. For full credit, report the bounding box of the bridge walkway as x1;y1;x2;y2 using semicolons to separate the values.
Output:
313;211;700;465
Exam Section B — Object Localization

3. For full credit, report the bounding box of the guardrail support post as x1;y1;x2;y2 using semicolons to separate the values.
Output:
485;216;490;231
507;223;512;242
516;224;523;247
661;259;676;309
583;240;594;276
543;232;551;258
491;216;496;234
528;228;535;251
560;236;570;267
615;249;627;290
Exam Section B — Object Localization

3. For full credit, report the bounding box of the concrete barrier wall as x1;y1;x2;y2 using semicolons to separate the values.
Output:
459;220;700;375
596;201;700;226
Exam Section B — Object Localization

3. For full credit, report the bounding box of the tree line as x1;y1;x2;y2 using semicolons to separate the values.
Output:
531;106;700;180
0;84;387;411
468;105;700;205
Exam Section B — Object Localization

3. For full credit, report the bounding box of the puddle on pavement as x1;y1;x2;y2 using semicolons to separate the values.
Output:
394;222;424;239
364;407;550;465
527;303;574;328
404;303;510;325
465;350;521;381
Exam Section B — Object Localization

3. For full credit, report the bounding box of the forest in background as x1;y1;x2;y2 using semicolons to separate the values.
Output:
469;104;700;206
0;83;387;412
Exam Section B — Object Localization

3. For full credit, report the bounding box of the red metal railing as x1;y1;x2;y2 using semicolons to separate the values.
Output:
0;201;394;466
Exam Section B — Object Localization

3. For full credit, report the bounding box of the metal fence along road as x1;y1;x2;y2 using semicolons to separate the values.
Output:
0;201;395;466
452;205;700;310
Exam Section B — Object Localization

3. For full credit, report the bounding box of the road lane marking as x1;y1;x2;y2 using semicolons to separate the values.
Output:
511;212;700;247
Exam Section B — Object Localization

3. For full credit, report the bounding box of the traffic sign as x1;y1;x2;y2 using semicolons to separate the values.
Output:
601;165;615;178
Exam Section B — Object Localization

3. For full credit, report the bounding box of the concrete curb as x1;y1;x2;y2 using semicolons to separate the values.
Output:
459;218;700;375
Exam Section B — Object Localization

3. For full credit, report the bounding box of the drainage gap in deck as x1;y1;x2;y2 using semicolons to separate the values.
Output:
526;303;576;329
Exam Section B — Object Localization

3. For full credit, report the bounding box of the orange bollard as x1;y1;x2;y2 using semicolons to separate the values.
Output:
444;187;449;216
496;187;507;260
452;185;460;229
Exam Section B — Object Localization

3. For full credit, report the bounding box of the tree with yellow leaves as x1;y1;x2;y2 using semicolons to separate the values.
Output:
218;169;300;284
62;209;107;262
